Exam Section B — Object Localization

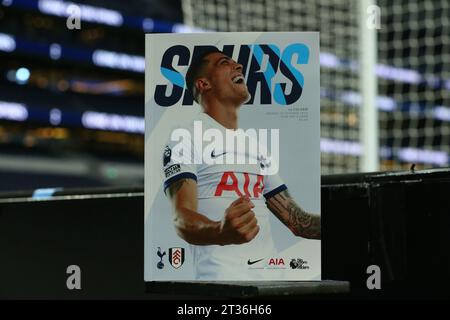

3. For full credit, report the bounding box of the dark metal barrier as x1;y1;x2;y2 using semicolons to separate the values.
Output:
322;168;450;298
0;190;144;299
1;168;449;298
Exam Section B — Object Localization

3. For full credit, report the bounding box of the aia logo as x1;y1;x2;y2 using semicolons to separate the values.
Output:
214;172;264;198
268;258;285;266
169;247;185;269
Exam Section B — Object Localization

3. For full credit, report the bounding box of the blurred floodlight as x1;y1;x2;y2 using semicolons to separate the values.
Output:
398;148;448;166
320;138;361;156
142;18;154;32
434;106;450;122
0;33;16;52
92;50;145;73
81;111;144;134
49;43;62;60
16;67;30;84
0;101;28;121
1;0;13;7
50;108;62;125
172;23;207;33
38;0;123;26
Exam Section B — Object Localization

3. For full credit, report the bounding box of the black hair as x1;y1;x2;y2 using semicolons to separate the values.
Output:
185;47;222;103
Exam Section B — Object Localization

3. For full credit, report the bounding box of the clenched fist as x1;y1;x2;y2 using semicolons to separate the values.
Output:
218;196;260;245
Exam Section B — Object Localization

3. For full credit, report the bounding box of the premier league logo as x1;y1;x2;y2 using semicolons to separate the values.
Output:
156;247;166;269
169;247;185;269
163;146;172;166
290;258;309;270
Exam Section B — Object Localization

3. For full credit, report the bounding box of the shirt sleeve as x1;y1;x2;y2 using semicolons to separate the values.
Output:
255;140;287;199
263;172;287;199
162;136;198;193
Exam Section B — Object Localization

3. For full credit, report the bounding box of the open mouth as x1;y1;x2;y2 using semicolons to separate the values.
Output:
232;75;245;84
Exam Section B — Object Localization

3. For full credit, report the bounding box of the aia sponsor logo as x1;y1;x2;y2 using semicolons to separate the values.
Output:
260;258;287;269
268;258;285;267
247;257;287;270
214;172;264;198
169;247;185;269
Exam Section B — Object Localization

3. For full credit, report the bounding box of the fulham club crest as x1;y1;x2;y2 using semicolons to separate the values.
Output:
169;247;185;269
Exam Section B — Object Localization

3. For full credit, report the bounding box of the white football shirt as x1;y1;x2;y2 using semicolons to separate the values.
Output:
162;112;287;280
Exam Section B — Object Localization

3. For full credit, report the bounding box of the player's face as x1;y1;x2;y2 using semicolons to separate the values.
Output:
204;52;250;106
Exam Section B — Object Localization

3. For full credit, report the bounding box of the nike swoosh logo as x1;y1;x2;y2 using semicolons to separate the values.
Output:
211;150;227;158
247;258;264;265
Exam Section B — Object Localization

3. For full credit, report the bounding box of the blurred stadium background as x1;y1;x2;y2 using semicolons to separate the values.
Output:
0;0;449;192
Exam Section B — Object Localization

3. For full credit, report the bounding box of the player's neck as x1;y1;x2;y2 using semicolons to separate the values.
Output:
203;103;239;130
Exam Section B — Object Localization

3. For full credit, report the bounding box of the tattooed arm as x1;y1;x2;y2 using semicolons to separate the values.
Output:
265;189;321;239
167;178;258;245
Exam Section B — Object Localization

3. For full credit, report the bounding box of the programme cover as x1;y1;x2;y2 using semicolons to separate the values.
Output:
145;32;320;281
